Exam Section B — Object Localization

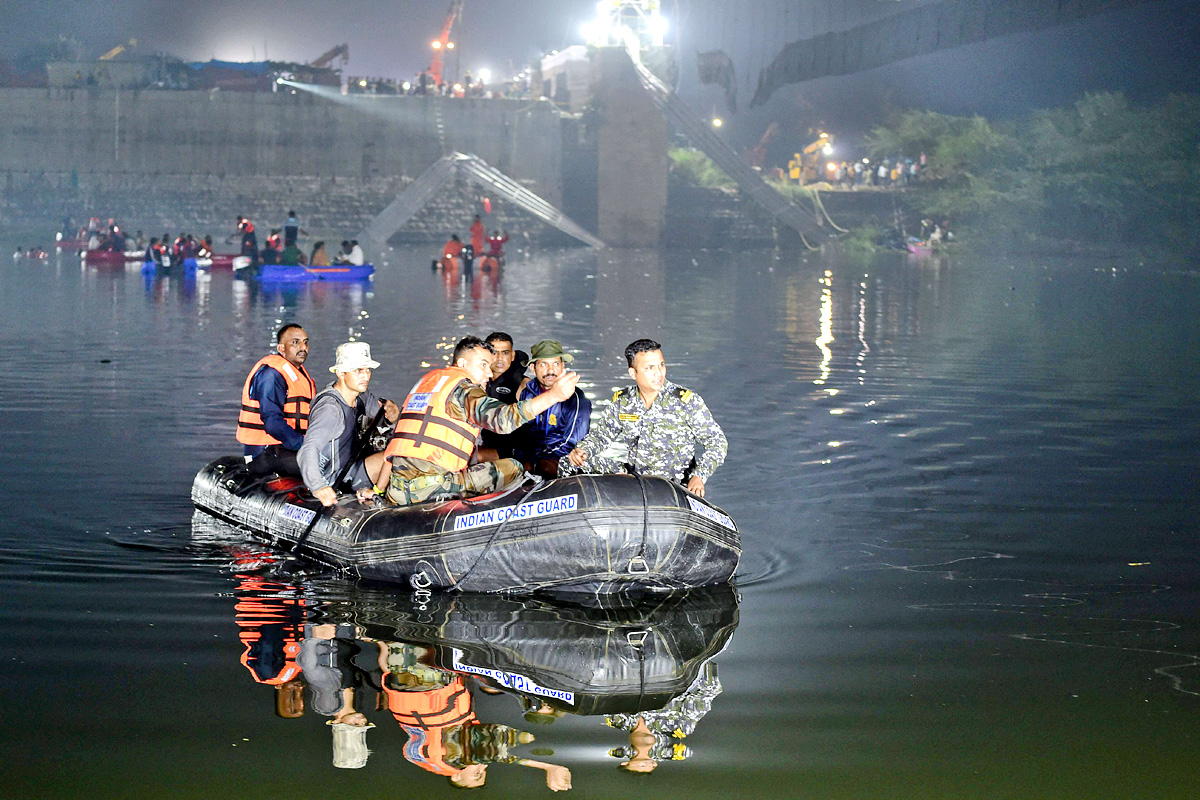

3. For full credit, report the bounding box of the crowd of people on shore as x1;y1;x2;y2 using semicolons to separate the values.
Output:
821;153;926;189
235;324;726;510
347;70;532;100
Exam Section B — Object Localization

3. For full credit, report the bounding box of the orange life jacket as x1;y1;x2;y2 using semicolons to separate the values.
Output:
236;354;315;446
384;367;480;472
443;239;463;258
234;575;305;685
388;678;477;776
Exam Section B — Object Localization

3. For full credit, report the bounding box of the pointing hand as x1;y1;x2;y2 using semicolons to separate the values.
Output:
549;370;579;402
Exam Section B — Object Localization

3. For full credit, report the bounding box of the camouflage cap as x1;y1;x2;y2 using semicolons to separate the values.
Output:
525;339;574;365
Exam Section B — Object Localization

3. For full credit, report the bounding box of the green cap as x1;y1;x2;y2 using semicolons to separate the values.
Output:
526;340;574;365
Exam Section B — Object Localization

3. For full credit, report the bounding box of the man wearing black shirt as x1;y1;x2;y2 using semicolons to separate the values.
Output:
479;332;528;459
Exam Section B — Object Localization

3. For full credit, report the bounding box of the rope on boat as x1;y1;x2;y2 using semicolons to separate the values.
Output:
451;474;549;589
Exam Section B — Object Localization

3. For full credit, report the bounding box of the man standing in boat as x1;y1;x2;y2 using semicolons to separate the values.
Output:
564;338;726;498
282;210;308;248
469;214;486;256
383;336;579;506
230;216;258;266
237;324;315;478
299;342;400;507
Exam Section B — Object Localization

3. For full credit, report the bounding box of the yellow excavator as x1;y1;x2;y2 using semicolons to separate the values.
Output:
99;38;137;61
788;131;834;184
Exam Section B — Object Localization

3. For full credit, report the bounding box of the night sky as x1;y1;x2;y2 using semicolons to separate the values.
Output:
4;0;1198;152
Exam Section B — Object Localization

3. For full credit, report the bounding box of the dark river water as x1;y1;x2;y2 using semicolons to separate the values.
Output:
2;232;1198;798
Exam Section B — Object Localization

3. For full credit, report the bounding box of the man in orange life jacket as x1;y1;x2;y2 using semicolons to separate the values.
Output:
383;336;579;505
237;323;315;478
232;216;258;266
469;214;486;255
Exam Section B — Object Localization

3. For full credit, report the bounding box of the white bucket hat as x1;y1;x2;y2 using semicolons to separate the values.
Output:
330;342;381;374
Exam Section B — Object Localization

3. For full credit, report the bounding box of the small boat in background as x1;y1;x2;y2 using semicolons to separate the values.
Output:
254;263;375;281
84;249;144;265
187;255;250;270
206;254;244;269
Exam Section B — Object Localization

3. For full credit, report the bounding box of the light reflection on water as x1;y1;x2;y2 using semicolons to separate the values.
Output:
1;236;1199;797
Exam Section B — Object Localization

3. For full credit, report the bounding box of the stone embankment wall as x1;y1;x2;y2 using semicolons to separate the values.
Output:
0;88;567;243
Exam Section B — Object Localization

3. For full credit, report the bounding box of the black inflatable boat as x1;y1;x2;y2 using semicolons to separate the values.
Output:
192;456;741;595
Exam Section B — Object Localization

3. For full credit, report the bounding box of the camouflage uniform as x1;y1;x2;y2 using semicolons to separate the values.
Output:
560;380;726;484
386;380;532;505
605;662;722;763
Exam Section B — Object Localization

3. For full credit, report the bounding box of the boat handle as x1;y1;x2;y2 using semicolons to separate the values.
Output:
627;556;649;574
626;630;648;648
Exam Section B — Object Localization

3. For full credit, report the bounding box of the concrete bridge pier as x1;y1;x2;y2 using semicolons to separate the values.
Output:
591;47;667;247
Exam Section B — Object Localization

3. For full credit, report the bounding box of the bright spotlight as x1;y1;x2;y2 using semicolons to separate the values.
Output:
477;68;491;84
431;40;442;49
446;42;455;50
822;144;833;155
649;13;668;40
711;118;723;128
358;79;367;87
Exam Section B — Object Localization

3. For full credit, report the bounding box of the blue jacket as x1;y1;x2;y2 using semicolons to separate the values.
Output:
514;380;591;461
244;365;306;456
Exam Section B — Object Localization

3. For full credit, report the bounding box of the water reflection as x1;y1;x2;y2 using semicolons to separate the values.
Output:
205;517;738;784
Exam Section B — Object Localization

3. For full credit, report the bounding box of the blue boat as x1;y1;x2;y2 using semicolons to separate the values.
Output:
256;263;375;281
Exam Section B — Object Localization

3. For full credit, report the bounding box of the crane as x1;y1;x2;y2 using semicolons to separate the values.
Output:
310;44;349;69
428;0;462;86
99;38;137;61
744;122;779;170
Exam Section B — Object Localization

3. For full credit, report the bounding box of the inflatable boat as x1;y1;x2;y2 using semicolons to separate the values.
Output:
254;263;375;281
184;255;250;270
83;248;144;264
192;456;741;595
356;585;738;716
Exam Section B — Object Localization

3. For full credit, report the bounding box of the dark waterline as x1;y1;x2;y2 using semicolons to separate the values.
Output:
1;235;1198;798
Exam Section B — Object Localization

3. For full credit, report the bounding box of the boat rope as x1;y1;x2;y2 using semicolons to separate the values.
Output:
452;474;549;589
632;473;651;569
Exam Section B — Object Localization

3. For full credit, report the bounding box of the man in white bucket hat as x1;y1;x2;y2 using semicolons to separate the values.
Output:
298;342;400;506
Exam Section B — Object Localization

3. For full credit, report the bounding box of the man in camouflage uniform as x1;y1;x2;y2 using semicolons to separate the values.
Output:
564;339;726;497
384;336;579;505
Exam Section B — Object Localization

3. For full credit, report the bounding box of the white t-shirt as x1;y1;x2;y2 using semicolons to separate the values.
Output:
348;245;364;265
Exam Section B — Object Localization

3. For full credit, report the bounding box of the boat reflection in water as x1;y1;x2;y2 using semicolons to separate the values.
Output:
203;514;739;787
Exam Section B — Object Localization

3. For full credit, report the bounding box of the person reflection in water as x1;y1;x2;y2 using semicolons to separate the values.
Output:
379;641;572;790
232;571;307;719
606;662;722;774
298;623;382;769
